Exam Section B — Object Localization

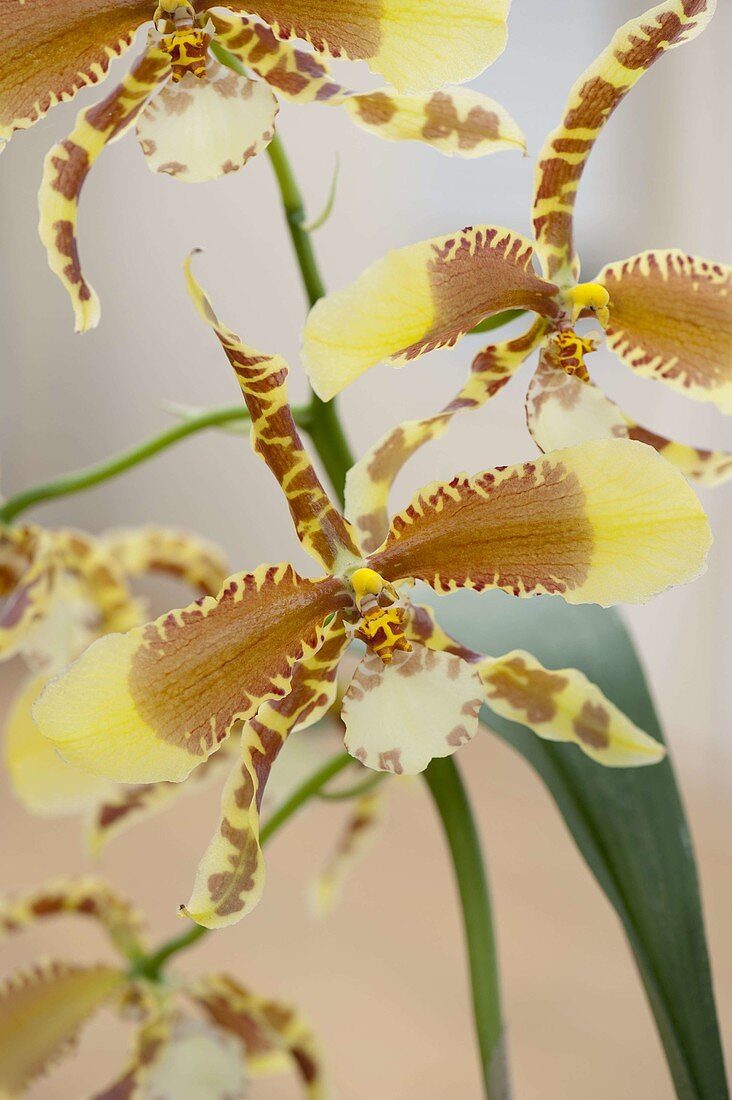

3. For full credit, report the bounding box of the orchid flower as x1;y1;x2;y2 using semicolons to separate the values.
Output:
301;0;732;553
0;878;324;1098
1;0;522;333
31;257;712;928
0;521;229;829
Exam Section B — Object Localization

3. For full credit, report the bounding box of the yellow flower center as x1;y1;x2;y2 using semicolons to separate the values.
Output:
159;26;211;82
567;282;611;329
350;567;412;665
552;330;599;382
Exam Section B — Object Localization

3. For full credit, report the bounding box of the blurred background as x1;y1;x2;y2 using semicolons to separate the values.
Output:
0;1;730;1096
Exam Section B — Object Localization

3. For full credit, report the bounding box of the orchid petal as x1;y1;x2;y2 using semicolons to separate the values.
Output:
532;0;715;283
480;651;665;766
312;787;386;916
34;566;350;784
103;526;230;597
625;423;732;486
0;962;123;1094
599;250;732;411
38;43;171;331
343;646;482;775
525;346;628;454
205;0;510;93
345;320;547;553
303;227;561;400
185;255;361;572
0;0;150;150
191;973;325;1098
5;675;111;817
368;440;712;606
137;62;278;182
183;620;348;927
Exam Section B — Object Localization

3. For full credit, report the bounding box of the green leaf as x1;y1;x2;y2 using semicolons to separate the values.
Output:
430;589;728;1100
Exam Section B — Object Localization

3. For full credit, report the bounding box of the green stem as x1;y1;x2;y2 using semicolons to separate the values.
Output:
424;758;510;1100
317;772;385;802
0;405;251;525
265;131;354;505
131;752;355;981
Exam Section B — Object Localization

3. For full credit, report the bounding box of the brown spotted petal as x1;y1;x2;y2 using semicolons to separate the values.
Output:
102;525;230;598
532;0;715;282
136;61;278;182
302;225;561;401
368;440;712;606
342;645;482;775
183;619;349;928
0;877;146;959
210;11;524;157
0;961;124;1095
190;973;325;1097
480;650;665;765
0;0;151;150
202;0;510;93
87;746;236;857
38;42;171;332
186;255;361;572
33;566;351;784
525;346;629;454
599;250;732;411
625;422;732;486
345;319;548;554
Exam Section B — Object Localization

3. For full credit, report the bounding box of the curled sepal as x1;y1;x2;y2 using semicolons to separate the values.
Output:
311;788;387;916
191;973;326;1098
343;646;482;775
0;961;124;1095
87;747;235;857
137;62;278;182
0;878;146;959
345;320;547;553
102;526;230;598
38;43;171;332
34;566;351;784
532;0;715;283
525;345;628;454
368;440;712;607
5;674;111;818
599;250;732;412
53;529;140;634
210;0;510;93
0;0;150;150
183;620;349;928
185;255;360;572
302;226;561;401
479;651;665;766
625;424;732;486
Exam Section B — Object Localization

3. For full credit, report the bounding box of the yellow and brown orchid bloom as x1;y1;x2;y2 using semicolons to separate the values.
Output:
301;0;732;554
32;258;711;929
1;521;230;831
2;0;522;332
0;877;325;1098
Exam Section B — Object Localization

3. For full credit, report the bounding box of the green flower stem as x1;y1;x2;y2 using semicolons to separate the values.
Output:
0;404;252;526
425;758;510;1100
131;752;355;981
317;771;385;802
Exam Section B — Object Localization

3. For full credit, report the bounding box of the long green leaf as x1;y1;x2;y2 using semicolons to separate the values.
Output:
431;589;728;1100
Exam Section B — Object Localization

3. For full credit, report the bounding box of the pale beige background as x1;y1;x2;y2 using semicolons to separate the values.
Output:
0;1;730;1096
